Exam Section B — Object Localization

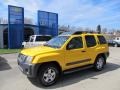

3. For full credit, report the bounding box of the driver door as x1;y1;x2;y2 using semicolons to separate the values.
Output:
65;36;90;69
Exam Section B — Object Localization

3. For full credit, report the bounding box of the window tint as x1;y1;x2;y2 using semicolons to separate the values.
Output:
97;36;107;44
85;35;96;47
36;36;51;41
67;37;83;49
46;36;69;48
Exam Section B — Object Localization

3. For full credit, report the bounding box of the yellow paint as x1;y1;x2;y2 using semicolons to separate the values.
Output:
20;34;109;71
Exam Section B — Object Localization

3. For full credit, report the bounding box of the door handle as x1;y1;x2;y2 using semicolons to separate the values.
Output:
81;50;86;52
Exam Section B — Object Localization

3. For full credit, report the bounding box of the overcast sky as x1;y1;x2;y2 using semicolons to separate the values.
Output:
0;0;120;29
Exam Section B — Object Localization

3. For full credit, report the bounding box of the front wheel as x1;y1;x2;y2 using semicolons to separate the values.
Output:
94;56;105;71
114;43;118;47
38;64;60;86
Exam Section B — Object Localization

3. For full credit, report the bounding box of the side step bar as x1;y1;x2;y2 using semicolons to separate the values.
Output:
63;65;93;74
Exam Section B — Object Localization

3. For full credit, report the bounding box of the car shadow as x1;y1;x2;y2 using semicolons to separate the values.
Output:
28;62;120;89
0;56;12;71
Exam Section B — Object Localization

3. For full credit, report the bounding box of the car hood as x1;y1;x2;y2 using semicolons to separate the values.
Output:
21;46;58;56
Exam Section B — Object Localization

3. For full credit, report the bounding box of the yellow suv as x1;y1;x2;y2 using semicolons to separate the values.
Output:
17;32;109;86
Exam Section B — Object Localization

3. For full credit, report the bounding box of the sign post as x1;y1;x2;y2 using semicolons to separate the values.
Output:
8;5;24;48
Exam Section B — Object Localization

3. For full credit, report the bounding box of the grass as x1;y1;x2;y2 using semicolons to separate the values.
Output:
0;49;21;54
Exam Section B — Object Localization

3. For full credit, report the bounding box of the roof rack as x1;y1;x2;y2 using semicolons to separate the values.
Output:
60;31;98;35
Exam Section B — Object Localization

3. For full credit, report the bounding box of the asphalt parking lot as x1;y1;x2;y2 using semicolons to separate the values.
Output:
0;47;120;90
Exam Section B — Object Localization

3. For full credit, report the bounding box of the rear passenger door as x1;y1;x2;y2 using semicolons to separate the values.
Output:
84;35;98;64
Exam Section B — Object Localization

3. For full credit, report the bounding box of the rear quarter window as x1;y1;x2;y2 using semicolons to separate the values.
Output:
85;35;97;47
97;36;107;44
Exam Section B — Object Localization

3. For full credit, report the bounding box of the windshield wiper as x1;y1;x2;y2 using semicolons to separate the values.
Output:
44;44;59;48
51;45;60;48
44;44;51;47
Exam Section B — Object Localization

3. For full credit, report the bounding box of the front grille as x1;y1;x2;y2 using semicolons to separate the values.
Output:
18;53;27;62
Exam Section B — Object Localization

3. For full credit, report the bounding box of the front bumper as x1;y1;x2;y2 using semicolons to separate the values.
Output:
17;59;40;78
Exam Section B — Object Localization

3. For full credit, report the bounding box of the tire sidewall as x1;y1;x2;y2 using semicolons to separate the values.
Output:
38;64;59;86
114;43;118;47
94;56;105;71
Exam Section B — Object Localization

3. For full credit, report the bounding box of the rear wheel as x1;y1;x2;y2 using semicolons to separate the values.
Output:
38;64;60;86
94;56;105;71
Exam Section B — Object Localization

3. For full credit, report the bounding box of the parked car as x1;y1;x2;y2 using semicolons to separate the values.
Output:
107;40;115;46
22;35;52;48
18;32;109;86
107;37;120;47
113;37;120;47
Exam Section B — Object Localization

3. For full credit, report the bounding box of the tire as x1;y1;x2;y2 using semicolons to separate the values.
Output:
94;56;105;71
114;43;118;47
37;64;60;86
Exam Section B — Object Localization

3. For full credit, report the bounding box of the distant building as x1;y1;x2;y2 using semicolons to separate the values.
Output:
0;24;39;48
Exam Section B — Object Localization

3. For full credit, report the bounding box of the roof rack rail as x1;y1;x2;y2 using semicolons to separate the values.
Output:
60;31;98;35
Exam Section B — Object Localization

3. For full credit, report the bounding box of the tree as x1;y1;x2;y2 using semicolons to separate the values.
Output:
58;25;70;34
24;17;33;24
0;18;8;24
102;28;107;34
97;25;101;34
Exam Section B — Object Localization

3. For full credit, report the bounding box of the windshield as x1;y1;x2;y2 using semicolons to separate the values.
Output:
45;36;69;48
36;36;51;41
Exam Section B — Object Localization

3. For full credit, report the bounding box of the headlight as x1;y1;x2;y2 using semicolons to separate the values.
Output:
25;56;33;64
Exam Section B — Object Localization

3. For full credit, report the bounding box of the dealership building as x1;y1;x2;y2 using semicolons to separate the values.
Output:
0;5;58;49
0;24;40;48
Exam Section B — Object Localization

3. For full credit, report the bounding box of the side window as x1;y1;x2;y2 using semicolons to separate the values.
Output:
36;36;51;41
85;35;96;47
97;36;107;44
36;36;41;41
67;37;83;50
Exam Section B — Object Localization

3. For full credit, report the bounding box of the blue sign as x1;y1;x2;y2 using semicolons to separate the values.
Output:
8;5;24;48
38;11;58;36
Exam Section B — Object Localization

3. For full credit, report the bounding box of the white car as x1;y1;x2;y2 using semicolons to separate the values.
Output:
22;35;52;48
113;37;120;47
